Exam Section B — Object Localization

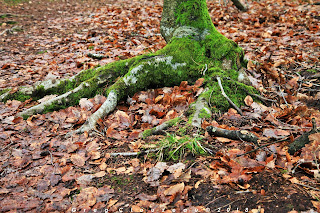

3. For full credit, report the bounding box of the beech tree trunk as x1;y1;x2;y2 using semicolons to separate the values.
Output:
160;0;216;43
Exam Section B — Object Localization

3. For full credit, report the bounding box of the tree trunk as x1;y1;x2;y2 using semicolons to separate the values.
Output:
160;0;216;43
1;0;255;135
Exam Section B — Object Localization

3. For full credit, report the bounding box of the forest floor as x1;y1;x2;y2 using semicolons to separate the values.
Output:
0;0;320;212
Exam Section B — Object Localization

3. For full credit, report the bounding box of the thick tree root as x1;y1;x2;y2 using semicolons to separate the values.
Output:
0;67;91;102
17;82;89;117
2;29;255;137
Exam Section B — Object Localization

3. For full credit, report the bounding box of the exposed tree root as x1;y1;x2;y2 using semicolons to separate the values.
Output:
217;76;243;115
18;82;89;117
66;90;118;137
1;38;253;137
1;0;259;137
141;116;183;138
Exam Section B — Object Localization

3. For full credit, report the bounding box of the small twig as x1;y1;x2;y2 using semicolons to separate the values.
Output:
216;76;243;115
267;51;274;62
205;195;227;207
277;85;289;106
236;137;289;157
109;149;159;157
235;190;252;194
213;198;245;211
208;87;214;108
249;93;277;103
295;182;320;191
0;136;15;152
48;151;58;174
0;29;9;36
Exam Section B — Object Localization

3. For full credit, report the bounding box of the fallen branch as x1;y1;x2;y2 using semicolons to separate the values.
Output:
230;0;248;11
206;126;258;145
288;118;319;155
217;76;243;115
0;25;22;36
87;53;106;60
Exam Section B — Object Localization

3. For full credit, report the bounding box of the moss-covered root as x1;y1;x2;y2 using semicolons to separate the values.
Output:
141;116;182;138
67;54;198;136
17;81;89;118
187;95;212;128
0;89;11;101
0;67;94;103
66;90;118;137
0;58;134;103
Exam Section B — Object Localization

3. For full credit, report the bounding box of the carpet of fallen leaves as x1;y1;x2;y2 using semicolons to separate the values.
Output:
0;0;320;212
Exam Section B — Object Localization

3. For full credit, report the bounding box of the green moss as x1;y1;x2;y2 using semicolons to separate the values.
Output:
199;108;211;119
142;129;153;138
36;50;47;54
0;88;10;96
200;77;257;112
167;116;181;126
176;123;194;136
142;116;182;138
175;0;215;34
3;91;32;102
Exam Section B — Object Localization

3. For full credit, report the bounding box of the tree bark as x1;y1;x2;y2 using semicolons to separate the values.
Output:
160;0;216;43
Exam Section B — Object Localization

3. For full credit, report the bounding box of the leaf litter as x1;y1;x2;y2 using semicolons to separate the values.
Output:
0;0;320;212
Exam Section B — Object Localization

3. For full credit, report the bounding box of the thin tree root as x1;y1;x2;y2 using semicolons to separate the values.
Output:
66;90;118;137
236;137;289;157
217;76;243;115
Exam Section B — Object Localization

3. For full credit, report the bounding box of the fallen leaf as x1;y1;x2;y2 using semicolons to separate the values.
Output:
70;154;86;167
244;95;253;106
137;193;158;201
164;182;185;196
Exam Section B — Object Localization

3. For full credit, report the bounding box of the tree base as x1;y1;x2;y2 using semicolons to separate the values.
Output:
1;34;255;135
